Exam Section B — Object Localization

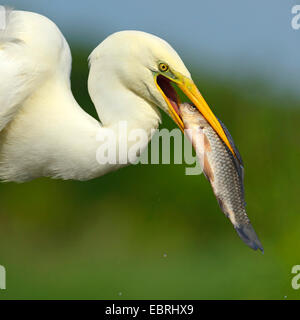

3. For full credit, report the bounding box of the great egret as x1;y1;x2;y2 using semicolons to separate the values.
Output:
0;10;234;182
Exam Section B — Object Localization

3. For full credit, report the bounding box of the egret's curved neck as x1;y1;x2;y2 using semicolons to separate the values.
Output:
88;61;161;133
0;69;161;182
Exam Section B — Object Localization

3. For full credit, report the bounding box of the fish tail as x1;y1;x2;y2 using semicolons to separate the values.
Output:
234;223;264;253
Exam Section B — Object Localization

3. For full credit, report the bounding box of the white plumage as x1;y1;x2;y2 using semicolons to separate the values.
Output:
0;10;231;183
0;10;191;182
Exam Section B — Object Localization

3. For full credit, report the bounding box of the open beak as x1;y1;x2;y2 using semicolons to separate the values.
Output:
155;71;236;158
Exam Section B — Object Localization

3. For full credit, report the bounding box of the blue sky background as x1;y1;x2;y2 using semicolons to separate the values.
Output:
5;0;300;94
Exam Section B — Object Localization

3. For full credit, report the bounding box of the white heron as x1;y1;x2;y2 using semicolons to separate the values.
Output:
0;9;234;182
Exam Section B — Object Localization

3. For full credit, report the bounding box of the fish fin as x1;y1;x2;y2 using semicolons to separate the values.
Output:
234;224;264;253
235;162;246;206
203;135;211;152
216;196;228;216
202;153;214;183
217;117;243;166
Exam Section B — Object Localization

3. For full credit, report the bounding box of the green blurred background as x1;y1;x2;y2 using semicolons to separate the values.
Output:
0;1;300;299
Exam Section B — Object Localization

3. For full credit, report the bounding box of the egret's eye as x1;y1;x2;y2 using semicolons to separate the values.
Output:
159;63;169;72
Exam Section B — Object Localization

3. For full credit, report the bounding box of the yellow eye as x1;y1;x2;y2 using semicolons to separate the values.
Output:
159;63;169;72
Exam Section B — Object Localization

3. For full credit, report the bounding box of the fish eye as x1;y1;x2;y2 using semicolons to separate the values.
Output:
188;104;197;112
159;63;169;72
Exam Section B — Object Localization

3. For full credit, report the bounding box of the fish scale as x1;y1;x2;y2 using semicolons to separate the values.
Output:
179;103;263;252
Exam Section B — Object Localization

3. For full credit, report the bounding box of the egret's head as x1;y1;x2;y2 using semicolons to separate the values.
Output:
89;31;234;154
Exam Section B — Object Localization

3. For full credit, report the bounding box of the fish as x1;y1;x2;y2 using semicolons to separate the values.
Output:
179;102;263;252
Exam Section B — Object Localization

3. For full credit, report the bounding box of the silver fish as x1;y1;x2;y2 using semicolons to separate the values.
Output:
180;103;263;252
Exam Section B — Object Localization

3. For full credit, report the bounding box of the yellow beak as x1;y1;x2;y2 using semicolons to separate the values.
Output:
156;71;236;158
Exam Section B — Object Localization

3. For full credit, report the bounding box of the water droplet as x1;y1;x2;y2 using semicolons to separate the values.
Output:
284;296;287;299
118;292;122;296
163;253;167;258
